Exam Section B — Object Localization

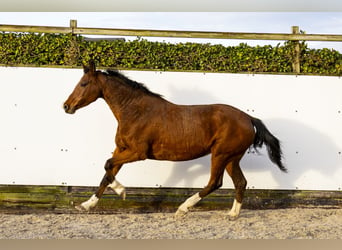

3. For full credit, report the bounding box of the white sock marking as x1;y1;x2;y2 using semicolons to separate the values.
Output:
228;199;242;217
177;192;202;213
81;194;99;211
108;180;126;200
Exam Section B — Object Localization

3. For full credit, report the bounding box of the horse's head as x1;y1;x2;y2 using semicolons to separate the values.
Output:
63;61;103;114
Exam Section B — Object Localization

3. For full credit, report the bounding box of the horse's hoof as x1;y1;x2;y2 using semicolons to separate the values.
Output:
228;215;239;221
121;191;126;200
174;209;187;219
75;205;87;212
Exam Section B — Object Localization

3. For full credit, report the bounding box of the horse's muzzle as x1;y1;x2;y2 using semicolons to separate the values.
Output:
63;103;75;114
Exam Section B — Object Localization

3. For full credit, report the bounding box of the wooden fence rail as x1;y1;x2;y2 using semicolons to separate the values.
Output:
1;19;341;74
1;19;342;42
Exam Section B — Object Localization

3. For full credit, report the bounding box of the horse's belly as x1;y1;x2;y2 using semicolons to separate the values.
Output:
150;141;211;161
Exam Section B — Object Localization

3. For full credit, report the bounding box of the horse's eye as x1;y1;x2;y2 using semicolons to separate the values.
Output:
80;81;89;87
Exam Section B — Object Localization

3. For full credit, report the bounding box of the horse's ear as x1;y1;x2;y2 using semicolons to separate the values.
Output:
83;60;96;74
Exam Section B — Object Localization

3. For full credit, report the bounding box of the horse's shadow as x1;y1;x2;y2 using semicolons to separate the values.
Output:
161;85;341;190
162;156;211;188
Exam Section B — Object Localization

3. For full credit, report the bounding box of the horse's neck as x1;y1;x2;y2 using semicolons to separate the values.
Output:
101;80;152;121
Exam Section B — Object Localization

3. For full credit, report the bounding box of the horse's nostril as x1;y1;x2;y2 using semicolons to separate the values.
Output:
63;103;69;111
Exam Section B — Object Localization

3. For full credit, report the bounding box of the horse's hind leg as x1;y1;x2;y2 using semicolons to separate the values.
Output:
175;155;227;217
225;154;247;219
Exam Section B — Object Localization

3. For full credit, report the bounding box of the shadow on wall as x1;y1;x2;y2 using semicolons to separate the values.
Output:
255;118;341;189
162;120;341;190
162;156;211;188
160;86;341;190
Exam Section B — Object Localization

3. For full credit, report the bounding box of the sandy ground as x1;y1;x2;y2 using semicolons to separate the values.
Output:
0;208;341;239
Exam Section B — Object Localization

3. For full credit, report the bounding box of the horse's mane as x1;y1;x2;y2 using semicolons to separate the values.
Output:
103;69;162;98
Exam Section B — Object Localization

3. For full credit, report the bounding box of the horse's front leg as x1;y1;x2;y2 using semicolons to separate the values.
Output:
76;147;145;211
75;161;123;211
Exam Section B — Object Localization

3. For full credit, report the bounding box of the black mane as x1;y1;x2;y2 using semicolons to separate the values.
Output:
103;70;162;98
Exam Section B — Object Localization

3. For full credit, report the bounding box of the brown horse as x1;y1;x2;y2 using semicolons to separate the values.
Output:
63;61;287;219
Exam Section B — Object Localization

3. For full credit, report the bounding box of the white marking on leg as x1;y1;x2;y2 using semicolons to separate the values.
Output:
228;199;242;218
108;179;126;200
81;194;99;211
176;192;202;216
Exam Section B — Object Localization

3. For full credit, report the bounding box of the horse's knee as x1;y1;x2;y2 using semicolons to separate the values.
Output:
104;158;114;171
101;159;115;185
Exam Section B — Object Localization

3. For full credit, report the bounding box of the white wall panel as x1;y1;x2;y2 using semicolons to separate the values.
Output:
0;67;341;190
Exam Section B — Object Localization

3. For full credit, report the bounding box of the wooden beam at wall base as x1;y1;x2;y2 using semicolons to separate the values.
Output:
0;185;341;214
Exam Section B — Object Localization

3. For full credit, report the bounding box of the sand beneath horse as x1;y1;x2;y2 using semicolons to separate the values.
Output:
0;208;341;239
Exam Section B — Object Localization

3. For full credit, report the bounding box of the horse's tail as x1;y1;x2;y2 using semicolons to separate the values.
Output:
251;117;287;173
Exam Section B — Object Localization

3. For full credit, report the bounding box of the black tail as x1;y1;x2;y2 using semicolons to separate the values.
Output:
251;117;287;173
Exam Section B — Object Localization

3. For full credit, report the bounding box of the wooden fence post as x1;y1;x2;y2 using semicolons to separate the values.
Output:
67;20;79;65
292;26;301;74
70;19;77;34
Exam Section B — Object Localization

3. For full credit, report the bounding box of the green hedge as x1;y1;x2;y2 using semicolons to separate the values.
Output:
0;32;341;75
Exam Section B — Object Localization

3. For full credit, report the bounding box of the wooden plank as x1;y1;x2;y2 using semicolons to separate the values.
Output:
0;24;71;34
0;23;341;42
73;27;342;41
0;185;341;214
